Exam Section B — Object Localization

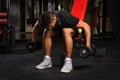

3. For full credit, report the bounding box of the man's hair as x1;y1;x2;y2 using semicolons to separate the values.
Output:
40;11;54;27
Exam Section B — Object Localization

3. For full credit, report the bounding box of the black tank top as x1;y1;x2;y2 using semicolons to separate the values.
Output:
53;11;79;30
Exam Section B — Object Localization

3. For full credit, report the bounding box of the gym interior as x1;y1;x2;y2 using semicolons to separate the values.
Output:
0;0;120;80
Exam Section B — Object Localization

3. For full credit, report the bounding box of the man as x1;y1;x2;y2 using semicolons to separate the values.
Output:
32;10;91;73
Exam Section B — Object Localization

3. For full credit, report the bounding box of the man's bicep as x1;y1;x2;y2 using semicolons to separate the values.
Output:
32;20;40;32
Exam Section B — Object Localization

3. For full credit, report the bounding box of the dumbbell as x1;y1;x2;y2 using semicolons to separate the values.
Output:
26;41;42;53
78;44;96;58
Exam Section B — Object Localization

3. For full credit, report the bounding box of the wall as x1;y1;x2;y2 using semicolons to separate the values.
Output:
109;0;120;40
9;0;20;39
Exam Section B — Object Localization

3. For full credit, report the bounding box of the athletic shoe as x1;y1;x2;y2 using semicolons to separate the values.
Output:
60;58;73;73
36;56;52;69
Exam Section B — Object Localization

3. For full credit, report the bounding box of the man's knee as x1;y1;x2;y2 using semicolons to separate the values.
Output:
62;28;74;38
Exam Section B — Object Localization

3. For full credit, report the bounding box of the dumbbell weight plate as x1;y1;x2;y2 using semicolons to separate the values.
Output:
78;46;91;58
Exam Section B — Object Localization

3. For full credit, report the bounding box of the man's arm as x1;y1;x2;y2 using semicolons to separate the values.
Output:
32;20;40;42
76;20;91;48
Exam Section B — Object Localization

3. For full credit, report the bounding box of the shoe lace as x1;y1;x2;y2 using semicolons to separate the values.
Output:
63;60;71;67
42;58;50;64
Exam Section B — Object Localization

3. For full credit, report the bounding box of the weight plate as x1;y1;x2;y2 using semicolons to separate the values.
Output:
78;46;91;58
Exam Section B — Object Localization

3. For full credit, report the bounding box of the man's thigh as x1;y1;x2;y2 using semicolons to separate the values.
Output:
63;27;78;38
44;29;56;37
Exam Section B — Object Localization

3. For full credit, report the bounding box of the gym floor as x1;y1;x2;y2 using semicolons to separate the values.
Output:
0;37;120;80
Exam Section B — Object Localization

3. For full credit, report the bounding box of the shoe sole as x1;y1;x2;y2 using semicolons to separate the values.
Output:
60;68;73;73
36;65;52;69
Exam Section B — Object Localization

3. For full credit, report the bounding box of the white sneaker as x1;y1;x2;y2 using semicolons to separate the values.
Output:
36;56;52;69
60;58;73;73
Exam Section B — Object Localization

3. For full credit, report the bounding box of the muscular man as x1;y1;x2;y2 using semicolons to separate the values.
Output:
33;11;91;73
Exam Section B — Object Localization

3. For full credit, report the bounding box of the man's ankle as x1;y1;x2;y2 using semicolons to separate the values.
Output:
65;57;71;61
45;55;51;59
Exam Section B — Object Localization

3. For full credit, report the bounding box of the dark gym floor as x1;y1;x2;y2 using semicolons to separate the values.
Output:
0;37;120;80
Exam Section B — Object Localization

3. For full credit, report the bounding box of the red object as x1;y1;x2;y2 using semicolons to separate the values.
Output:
0;12;8;19
71;0;88;40
71;0;88;20
0;19;8;25
73;34;81;40
0;12;8;25
0;29;3;35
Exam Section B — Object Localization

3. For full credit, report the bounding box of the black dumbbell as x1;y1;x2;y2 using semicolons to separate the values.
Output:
78;45;91;58
78;44;96;58
26;41;42;53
